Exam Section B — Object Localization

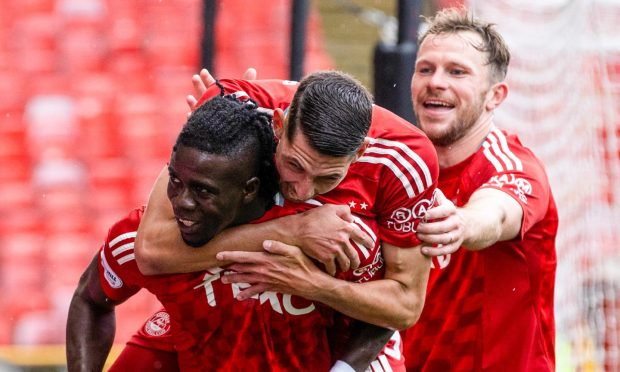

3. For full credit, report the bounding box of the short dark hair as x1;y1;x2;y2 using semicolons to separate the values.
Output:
286;71;373;157
174;96;279;206
419;8;511;82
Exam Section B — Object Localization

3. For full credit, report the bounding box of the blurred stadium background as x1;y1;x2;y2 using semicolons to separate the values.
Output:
0;0;618;370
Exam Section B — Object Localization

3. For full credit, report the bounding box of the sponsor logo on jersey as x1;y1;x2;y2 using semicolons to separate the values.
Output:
352;251;384;282
386;190;437;232
194;268;316;316
144;311;171;337
484;173;532;203
100;250;123;288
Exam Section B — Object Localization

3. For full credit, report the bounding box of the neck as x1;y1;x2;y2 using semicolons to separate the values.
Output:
435;115;495;169
235;198;270;225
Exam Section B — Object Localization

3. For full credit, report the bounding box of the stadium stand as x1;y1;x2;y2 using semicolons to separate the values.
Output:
0;0;333;367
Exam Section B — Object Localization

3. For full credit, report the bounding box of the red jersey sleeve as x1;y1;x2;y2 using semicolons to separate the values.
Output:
98;207;147;302
478;129;553;238
196;78;298;110
367;106;440;248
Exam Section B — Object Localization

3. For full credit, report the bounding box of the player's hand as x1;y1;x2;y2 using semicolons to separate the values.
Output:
185;67;258;117
217;240;327;300
292;204;374;276
417;189;464;256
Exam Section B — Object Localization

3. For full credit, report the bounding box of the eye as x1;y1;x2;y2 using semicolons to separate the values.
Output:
169;174;181;185
288;161;303;172
450;68;466;76
417;66;432;75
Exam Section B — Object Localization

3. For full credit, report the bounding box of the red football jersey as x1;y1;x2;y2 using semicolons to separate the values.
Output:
99;207;334;371
198;78;439;371
200;78;439;249
402;128;558;371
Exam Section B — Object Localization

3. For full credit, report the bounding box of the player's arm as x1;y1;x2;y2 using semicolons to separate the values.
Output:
135;168;372;276
219;240;430;330
66;255;119;372
335;322;395;371
417;187;522;251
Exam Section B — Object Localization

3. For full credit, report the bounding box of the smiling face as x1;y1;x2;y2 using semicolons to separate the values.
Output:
167;144;254;247
411;31;498;147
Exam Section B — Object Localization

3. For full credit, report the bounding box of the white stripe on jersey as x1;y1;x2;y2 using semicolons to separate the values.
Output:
378;355;393;372
117;253;135;265
482;129;523;172
112;242;134;257
357;156;416;198
370;359;384;372
491;128;523;171
367;138;433;186
109;231;137;249
363;146;425;194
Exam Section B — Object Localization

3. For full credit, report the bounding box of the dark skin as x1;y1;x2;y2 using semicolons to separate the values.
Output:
67;144;391;372
66;256;120;371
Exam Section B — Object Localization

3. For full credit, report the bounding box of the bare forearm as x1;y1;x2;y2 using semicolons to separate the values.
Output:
310;274;424;330
137;214;297;275
460;190;522;250
66;295;115;372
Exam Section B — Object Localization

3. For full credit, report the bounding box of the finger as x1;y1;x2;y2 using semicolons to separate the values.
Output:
323;259;337;277
421;242;460;257
192;74;208;100
220;271;261;285
236;283;271;301
186;95;198;113
342;240;361;270
416;218;457;234
416;230;456;246
334;205;354;223
216;250;266;264
263;240;298;256
349;223;374;253
335;250;351;274
199;68;216;87
243;67;257;80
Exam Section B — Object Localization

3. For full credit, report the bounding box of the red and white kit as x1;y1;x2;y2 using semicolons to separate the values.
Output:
402;128;558;372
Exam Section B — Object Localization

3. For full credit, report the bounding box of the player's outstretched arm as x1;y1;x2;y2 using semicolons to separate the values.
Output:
66;255;117;372
417;187;522;252
135;168;373;276
219;240;430;330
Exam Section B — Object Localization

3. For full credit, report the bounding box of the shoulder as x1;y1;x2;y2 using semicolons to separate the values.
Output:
480;128;548;177
104;207;144;266
360;105;439;197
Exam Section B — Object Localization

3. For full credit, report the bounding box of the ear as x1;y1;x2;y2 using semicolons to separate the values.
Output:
273;108;286;139
243;176;260;204
485;82;508;111
352;137;370;162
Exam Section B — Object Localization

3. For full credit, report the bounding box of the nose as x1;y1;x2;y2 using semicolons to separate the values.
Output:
174;187;196;210
292;180;316;201
428;70;448;90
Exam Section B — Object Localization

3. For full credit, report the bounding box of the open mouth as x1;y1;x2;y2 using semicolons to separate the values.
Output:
423;99;454;110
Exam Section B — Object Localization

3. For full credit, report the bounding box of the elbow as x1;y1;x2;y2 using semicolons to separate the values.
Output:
390;297;425;331
134;236;162;276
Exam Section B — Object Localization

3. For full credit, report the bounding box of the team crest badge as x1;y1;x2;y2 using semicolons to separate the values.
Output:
144;311;171;337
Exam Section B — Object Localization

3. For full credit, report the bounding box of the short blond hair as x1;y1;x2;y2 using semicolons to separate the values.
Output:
419;8;511;82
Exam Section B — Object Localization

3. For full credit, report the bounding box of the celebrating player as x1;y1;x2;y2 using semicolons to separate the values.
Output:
134;71;440;371
401;8;558;371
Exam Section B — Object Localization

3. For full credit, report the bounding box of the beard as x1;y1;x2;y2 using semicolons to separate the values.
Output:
416;91;487;147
